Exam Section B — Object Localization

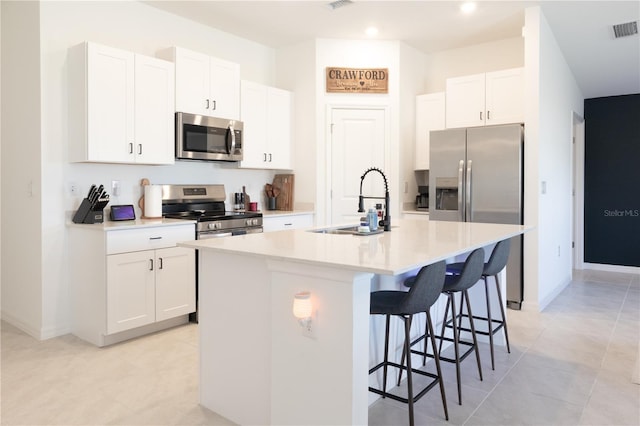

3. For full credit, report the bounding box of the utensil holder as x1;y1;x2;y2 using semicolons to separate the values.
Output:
267;197;277;210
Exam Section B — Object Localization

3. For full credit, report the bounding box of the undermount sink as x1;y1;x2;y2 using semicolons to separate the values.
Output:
309;225;384;236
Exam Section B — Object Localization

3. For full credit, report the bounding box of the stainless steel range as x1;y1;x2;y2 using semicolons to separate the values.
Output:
161;184;263;323
161;184;263;238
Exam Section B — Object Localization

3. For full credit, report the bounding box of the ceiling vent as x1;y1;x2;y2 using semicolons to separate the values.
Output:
327;0;353;10
612;21;638;38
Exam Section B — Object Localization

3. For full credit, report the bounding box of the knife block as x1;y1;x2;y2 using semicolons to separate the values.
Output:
72;198;108;224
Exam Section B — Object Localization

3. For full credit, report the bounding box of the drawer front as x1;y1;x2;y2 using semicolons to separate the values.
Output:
263;214;314;232
107;224;195;255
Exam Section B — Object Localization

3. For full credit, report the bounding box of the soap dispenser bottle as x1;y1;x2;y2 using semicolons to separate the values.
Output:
368;207;378;231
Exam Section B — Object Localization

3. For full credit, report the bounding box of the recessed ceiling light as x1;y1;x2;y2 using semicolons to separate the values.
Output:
365;26;379;37
460;2;477;14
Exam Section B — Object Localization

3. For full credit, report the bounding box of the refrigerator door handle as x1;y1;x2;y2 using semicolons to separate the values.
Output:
458;160;465;221
466;160;473;222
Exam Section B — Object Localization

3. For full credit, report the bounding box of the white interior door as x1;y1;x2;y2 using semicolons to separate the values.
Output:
330;108;386;226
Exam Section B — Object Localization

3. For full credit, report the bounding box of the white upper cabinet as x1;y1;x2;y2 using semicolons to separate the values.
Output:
445;67;523;128
239;80;293;170
134;55;176;164
69;42;175;165
162;47;240;120
415;92;445;170
484;68;525;125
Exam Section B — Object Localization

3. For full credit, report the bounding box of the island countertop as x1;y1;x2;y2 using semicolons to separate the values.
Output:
179;218;530;276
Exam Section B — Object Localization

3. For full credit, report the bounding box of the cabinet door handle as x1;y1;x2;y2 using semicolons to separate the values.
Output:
480;111;483;121
149;259;154;271
138;144;142;155
212;100;216;110
487;110;491;120
269;153;272;162
129;143;134;154
263;153;267;162
206;99;210;109
149;236;163;240
158;258;163;270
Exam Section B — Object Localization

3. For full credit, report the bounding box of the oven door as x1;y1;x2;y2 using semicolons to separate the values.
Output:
198;226;262;239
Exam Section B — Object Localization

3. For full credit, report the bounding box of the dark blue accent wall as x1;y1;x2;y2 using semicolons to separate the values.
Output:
584;94;640;267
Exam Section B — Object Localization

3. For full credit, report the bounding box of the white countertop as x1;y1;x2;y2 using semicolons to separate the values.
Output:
180;218;531;276
67;217;195;231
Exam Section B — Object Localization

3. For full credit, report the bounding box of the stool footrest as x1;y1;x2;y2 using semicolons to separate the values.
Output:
443;314;505;336
369;361;442;404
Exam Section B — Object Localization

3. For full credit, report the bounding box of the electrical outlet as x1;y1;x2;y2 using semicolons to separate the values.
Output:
69;182;78;196
111;180;121;196
302;320;315;339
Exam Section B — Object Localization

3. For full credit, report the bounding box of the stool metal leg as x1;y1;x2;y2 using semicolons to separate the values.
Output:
438;294;451;356
448;293;463;405
382;314;391;396
403;315;415;426
484;276;495;370
463;290;483;382
494;274;511;354
426;310;449;421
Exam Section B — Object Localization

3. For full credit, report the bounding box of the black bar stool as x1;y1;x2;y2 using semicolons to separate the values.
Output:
403;248;485;405
369;261;449;426
439;248;485;405
445;239;512;370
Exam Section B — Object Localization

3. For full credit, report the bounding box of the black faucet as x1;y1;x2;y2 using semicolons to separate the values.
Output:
358;167;391;231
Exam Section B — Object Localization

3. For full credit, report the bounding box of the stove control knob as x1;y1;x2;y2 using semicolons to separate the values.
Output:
208;223;215;230
253;219;259;226
245;219;252;226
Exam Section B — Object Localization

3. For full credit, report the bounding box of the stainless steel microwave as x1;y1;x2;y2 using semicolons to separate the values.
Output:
175;112;243;162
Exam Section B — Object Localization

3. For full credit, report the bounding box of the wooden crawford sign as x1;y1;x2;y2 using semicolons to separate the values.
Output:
325;67;388;94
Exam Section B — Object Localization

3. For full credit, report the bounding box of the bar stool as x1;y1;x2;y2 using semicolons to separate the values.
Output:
401;248;485;405
438;248;485;405
369;261;448;426
445;239;512;370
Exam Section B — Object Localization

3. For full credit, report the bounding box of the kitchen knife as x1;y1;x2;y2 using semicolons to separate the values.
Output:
87;184;96;199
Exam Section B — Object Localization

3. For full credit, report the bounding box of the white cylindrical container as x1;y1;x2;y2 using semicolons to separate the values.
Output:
144;185;162;218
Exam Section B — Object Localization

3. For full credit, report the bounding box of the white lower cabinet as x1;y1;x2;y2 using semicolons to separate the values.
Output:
263;213;314;232
69;222;195;346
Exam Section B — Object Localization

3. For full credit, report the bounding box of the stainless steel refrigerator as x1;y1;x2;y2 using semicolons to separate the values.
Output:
429;124;524;309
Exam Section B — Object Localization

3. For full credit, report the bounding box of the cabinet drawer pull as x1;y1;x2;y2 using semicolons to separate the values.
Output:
149;236;163;240
284;223;293;226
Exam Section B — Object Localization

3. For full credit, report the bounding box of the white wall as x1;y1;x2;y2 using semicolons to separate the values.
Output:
3;0;281;338
276;40;317;209
522;7;584;311
424;36;524;93
314;39;403;226
399;43;428;205
1;1;44;337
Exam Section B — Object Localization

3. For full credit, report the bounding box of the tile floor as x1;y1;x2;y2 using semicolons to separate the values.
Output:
1;269;638;425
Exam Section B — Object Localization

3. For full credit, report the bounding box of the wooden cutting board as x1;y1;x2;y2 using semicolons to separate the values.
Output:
272;174;294;211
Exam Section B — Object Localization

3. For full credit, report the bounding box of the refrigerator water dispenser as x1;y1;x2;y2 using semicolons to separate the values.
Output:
435;177;459;211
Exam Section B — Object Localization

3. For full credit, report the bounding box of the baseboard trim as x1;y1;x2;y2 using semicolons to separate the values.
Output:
583;263;640;274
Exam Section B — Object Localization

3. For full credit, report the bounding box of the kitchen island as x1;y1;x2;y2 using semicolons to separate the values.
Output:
179;218;530;425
